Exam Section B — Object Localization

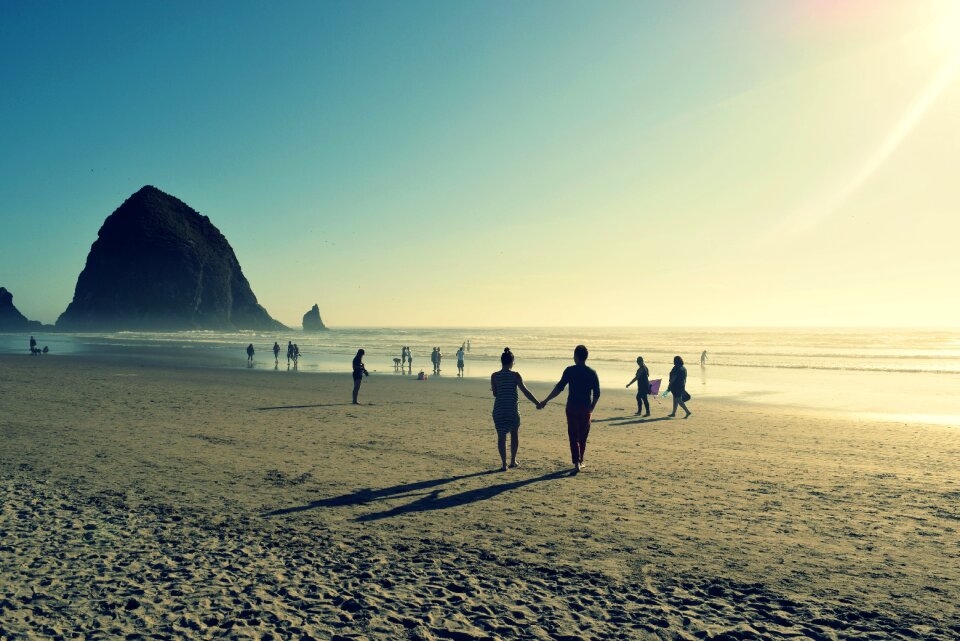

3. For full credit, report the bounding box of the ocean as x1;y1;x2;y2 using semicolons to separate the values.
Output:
3;327;959;425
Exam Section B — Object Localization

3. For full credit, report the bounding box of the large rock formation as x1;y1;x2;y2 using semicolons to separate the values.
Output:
302;304;328;331
56;186;286;332
0;287;45;331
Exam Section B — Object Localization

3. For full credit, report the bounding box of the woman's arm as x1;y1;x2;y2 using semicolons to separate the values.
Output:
626;375;637;388
491;373;497;397
516;373;539;405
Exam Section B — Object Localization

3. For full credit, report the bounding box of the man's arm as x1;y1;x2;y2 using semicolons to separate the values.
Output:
540;370;568;408
591;373;601;412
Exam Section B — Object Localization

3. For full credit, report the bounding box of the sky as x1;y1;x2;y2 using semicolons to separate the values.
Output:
1;0;958;328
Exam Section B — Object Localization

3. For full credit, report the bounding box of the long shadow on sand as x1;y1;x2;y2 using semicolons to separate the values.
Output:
262;470;498;516
610;416;674;427
253;403;354;411
356;469;570;522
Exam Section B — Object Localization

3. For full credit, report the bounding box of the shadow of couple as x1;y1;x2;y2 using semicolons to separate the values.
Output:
263;468;571;522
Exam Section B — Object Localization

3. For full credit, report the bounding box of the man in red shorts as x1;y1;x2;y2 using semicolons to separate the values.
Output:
539;344;601;474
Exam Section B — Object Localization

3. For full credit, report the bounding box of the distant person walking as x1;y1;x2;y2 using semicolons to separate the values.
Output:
626;356;651;416
293;344;301;365
352;349;369;404
287;341;294;366
491;348;541;471
456;346;465;377
407;349;414;374
29;336;37;354
668;355;692;418
436;347;443;374
246;344;255;365
539;345;601;474
700;350;707;367
431;347;439;374
401;346;408;370
273;342;280;364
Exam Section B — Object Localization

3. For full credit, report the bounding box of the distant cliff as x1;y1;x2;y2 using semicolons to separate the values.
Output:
56;186;286;332
302;304;328;332
0;287;46;331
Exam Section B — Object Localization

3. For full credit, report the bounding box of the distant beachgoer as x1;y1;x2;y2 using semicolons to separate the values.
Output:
401;346;408;369
467;339;471;352
626;356;651;416
418;370;426;380
42;346;49;354
407;350;414;374
293;344;301;364
491;348;540;471
539;345;601;474
456;346;465;377
246;344;255;364
436;348;443;373
273;342;280;364
352;349;369;404
29;336;36;353
668;355;691;419
431;347;438;374
700;350;707;367
287;341;294;366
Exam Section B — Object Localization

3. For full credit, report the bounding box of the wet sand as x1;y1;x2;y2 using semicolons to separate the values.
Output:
1;355;958;640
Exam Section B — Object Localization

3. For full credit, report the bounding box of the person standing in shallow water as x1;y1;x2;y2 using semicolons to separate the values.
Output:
539;345;601;474
456;345;465;377
272;342;280;365
626;356;651;416
352;349;369;404
491;348;540;471
668;355;692;418
246;344;255;365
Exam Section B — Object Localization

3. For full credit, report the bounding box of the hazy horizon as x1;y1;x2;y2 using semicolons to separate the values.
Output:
3;1;959;328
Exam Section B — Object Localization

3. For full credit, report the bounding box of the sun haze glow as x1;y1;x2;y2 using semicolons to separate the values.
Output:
0;0;957;328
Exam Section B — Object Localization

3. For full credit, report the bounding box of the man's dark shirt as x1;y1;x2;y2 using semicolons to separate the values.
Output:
554;364;600;409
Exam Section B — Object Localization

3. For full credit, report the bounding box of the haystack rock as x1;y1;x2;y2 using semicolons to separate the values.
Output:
56;186;286;331
0;287;46;331
302;304;327;331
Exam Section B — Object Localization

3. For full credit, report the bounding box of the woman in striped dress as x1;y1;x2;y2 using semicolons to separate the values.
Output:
491;348;541;471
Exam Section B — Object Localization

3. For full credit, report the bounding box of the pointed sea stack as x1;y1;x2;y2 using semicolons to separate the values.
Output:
302;304;327;332
56;186;286;331
0;287;46;331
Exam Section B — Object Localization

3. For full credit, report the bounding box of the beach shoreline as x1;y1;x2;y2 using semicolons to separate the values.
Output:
1;355;958;639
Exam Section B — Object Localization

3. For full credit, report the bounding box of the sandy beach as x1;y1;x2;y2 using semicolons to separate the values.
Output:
1;354;958;640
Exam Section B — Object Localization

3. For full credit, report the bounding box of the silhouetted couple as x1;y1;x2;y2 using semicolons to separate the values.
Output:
491;344;600;474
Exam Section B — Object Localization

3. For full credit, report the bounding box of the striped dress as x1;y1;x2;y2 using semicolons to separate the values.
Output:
491;370;521;435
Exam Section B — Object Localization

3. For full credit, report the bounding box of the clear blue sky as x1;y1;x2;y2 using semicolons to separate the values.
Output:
2;1;958;327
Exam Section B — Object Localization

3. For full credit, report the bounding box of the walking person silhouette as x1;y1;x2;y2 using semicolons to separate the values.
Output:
626;356;650;416
539;345;601;474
